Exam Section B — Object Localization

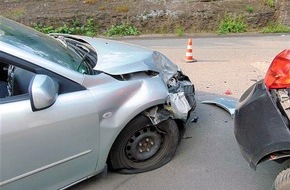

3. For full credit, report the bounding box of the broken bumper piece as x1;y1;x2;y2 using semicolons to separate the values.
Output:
145;80;196;125
202;98;237;117
167;80;196;121
234;80;290;169
168;92;194;120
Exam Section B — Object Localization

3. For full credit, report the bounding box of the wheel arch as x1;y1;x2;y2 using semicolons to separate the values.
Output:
107;111;180;173
256;149;290;168
104;104;184;168
95;102;171;173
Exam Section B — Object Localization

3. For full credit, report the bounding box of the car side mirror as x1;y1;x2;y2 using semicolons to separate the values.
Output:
29;75;59;112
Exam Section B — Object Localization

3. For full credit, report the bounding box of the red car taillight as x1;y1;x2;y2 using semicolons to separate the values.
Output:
264;49;290;89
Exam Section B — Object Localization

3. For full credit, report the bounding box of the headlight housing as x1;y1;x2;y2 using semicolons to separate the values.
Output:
152;51;179;83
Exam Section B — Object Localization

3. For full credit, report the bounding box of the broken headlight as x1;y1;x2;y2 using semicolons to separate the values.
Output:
152;51;178;83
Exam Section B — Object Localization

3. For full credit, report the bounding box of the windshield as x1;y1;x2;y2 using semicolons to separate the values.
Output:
0;17;96;74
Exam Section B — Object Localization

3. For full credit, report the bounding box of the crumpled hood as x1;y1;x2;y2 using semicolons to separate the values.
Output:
75;36;159;75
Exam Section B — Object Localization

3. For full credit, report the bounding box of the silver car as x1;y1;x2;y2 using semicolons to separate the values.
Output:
0;17;196;190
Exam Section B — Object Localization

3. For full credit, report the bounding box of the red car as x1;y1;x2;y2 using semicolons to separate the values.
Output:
234;49;290;190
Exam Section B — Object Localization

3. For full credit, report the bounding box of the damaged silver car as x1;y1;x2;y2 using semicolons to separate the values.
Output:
0;17;196;190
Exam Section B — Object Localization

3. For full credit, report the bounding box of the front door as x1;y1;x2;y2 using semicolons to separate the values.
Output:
0;71;100;190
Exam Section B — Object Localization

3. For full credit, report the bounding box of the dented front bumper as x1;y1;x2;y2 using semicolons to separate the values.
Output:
167;80;196;121
145;74;196;125
234;80;290;169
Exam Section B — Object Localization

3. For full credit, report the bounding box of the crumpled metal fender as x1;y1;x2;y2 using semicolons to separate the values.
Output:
87;73;169;173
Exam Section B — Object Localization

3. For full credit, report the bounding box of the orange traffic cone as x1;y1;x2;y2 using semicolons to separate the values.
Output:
185;38;197;63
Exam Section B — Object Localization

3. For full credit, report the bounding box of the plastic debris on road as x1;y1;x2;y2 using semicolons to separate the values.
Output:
201;98;237;117
224;89;232;95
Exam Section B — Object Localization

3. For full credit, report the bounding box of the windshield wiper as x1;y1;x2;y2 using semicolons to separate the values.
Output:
51;35;97;74
75;44;91;71
55;36;68;47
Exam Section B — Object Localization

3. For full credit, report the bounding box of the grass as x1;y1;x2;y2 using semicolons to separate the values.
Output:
262;23;290;33
33;18;98;36
33;19;140;37
266;0;275;8
246;5;253;13
32;17;290;37
218;13;246;34
175;25;185;36
106;23;139;37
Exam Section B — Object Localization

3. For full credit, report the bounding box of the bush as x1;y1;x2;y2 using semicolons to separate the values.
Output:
106;23;139;37
246;5;253;13
262;24;290;33
266;0;274;8
175;25;185;36
218;13;246;34
33;19;98;37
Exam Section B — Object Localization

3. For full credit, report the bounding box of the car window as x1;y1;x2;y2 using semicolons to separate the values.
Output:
0;62;9;98
0;63;35;100
0;17;96;75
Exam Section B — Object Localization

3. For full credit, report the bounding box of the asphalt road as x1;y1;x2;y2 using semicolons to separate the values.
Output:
70;34;290;190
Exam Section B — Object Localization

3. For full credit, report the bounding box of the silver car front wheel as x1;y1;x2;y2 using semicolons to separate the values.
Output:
108;115;179;174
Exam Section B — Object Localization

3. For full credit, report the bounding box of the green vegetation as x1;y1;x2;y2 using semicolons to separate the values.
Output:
28;1;286;37
246;5;253;13
33;20;140;37
175;25;185;36
106;23;139;37
218;13;246;34
266;0;275;8
33;19;98;36
262;23;290;33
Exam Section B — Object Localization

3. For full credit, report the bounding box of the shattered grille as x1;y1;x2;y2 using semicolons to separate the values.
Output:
182;85;194;94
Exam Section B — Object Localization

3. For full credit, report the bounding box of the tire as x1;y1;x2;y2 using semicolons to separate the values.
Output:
108;115;179;174
275;168;290;190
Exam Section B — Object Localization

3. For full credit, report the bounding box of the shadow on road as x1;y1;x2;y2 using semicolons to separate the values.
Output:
69;90;289;190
